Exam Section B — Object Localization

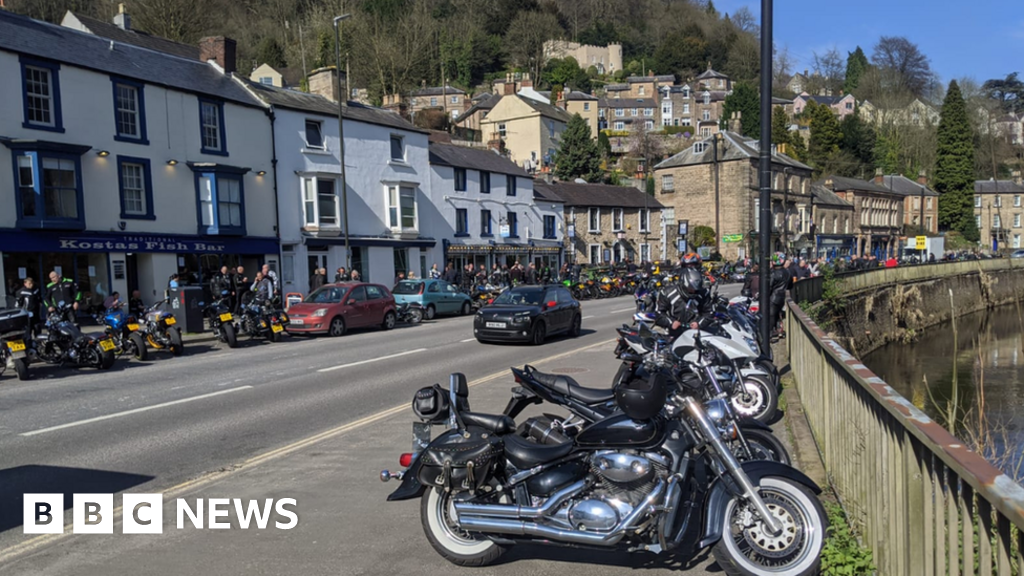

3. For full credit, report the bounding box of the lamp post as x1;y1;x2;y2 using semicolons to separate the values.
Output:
333;13;352;270
757;0;773;347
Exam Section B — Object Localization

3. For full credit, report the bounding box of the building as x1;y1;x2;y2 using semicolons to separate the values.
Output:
793;92;857;119
429;144;562;271
881;173;940;235
542;40;622;75
695;65;732;91
534;181;664;265
786;72;809;95
654;131;814;260
250;63;284;87
60;7;200;61
599;97;659;133
818;175;905;258
410;85;468;121
478;93;572;173
859;98;940;127
557;91;600;138
809;185;856;257
975;173;1024;250
995;113;1024;145
0;10;279;308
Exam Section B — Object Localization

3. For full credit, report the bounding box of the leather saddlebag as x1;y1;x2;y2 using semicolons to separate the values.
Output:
417;427;502;493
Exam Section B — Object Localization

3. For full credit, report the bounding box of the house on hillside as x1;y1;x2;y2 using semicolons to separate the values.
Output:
793;92;856;119
410;84;468;121
479;93;572;173
810;185;856;257
556;91;600;139
543;40;623;75
974;173;1024;250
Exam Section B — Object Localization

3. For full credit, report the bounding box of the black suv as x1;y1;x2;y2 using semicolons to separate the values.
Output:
473;285;582;345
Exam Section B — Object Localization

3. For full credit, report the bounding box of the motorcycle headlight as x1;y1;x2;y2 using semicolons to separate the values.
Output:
743;336;758;353
313;308;328;317
705;398;729;424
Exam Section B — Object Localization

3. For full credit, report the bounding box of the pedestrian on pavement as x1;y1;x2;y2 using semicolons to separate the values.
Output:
46;271;81;314
525;262;537;285
429;264;441;279
233;266;251;312
334;267;349;283
262;264;279;300
309;267;326;294
16;277;42;337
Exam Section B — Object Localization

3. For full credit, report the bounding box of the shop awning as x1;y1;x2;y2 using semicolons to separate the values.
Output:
0;229;280;255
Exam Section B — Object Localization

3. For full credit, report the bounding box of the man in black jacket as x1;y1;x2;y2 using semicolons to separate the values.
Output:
655;281;700;339
309;268;326;293
232;266;250;313
768;259;791;337
16;277;42;336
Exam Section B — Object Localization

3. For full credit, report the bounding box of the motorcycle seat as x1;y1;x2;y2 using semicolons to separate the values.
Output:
502;433;574;469
529;369;615;404
461;412;515;435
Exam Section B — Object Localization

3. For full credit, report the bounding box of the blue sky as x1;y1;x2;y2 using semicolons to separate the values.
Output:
717;0;1023;86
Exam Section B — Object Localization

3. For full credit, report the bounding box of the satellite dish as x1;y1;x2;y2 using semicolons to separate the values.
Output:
574;178;587;184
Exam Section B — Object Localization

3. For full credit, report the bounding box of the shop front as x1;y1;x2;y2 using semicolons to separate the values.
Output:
816;235;856;259
443;241;495;274
529;242;563;273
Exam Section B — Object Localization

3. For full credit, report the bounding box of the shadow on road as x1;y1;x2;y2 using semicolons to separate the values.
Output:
495;543;716;572
0;465;153;533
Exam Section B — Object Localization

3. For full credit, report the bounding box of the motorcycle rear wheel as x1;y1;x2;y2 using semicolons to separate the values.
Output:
168;327;184;356
221;323;238;348
13;358;29;380
128;333;148;361
420;488;507;567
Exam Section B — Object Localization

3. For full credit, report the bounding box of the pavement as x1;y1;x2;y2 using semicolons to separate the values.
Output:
0;285;816;576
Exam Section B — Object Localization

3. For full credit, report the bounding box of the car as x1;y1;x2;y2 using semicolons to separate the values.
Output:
1011;249;1024;259
474;284;582;345
285;282;397;336
392;279;472;320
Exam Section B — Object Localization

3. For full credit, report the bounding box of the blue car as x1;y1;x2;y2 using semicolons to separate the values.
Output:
392;279;472;320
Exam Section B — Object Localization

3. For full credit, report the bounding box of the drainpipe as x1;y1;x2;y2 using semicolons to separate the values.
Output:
268;106;282;274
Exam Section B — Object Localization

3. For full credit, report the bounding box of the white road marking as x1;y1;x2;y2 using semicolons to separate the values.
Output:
460;338;476;343
582;315;594;320
317;348;427;373
610;307;635;313
20;386;253;437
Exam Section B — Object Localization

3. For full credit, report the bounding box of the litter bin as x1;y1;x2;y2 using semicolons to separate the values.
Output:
167;286;206;333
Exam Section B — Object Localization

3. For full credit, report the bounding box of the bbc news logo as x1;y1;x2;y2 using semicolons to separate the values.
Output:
24;494;298;534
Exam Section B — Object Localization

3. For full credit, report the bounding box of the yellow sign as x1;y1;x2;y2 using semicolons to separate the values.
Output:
915;236;926;250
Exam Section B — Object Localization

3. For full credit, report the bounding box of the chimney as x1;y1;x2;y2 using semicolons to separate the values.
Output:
917;170;928;185
729;111;742;133
199;36;237;74
503;79;515;96
421;79;427;89
874;168;884;185
307;67;343;102
520;73;532;89
113;3;130;30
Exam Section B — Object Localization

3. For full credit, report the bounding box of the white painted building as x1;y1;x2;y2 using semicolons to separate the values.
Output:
0;11;278;310
242;77;435;294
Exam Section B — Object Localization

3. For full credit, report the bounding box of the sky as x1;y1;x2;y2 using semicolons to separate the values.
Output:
716;0;1023;87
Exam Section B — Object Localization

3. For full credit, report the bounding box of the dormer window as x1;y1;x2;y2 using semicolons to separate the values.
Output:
693;142;707;154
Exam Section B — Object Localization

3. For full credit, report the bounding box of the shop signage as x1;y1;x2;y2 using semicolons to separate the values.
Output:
915;235;927;250
0;231;280;255
499;225;511;238
721;234;744;243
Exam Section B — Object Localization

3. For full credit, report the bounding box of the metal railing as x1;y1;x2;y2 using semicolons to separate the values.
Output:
787;297;1024;575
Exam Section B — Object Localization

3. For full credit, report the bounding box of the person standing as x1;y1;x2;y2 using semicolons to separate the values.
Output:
16;277;42;337
394;271;406;285
525;262;537;285
309;267;326;293
334;267;349;283
251;272;273;304
429;264;441;279
262;264;279;301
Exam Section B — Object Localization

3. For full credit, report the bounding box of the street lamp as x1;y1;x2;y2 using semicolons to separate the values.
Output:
334;13;352;271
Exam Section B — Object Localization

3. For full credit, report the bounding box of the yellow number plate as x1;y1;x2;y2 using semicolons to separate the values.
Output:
127;323;140;331
219;313;233;322
271;324;284;333
7;340;26;352
99;339;115;351
165;317;177;325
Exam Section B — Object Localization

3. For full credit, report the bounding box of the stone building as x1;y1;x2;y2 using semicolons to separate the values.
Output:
542;40;622;75
881;173;939;235
653;131;814;261
818;176;905;257
599;97;658;132
556;90;599;139
810;185;856;257
974;172;1024;250
409;85;468;121
534;181;664;265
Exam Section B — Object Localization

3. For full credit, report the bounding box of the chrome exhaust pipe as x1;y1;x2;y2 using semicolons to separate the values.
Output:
453;480;587;519
458;480;665;546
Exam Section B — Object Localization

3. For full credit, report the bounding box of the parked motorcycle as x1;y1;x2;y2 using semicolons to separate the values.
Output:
96;305;148;361
139;300;184;356
202;294;238;348
381;373;827;575
0;308;31;380
33;303;116;370
397;302;424;325
237;300;289;342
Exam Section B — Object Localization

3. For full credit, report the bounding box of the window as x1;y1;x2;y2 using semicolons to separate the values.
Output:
976;214;982;228
481;209;492;236
615;108;624;117
683;103;690;114
614;121;624;130
507;212;518;237
259;76;273;85
498;123;507;137
681;118;692;126
926;216;933;231
630;108;638;116
994;214;1002;228
305;120;324;149
845;218;850;234
112;78;147;143
506;175;516;196
913;197;920;209
454;167;467;192
644;108;654;117
612;208;624;231
589;207;600;232
583;102;590;111
117;157;154;219
995;195;1003;207
640;243;650;262
301;175;338;227
21;57;63;132
683;88;690;98
199;99;226;155
548;120;555;138
386;185;417;231
544;215;556;238
390;135;404;161
1016;195;1022;207
195;169;245;234
927;197;933;209
975;195;982;208
662;103;671;115
1016;234;1022;249
703;92;710;105
639;208;650;232
703;110;711;121
480;171;490;194
589;244;600;263
639;86;645;96
451;110;459;120
1015;214;1021;228
693;142;706;154
455;208;468;236
14;151;84;227
845;102;853;110
430;97;438;107
393;249;409;280
451;95;458;104
645;120;654;129
701;126;712;137
599;108;605;117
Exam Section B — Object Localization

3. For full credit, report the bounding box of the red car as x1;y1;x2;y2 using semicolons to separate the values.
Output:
286;282;398;336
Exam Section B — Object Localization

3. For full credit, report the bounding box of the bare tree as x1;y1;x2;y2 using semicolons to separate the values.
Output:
504;10;564;83
349;2;438;99
130;0;207;43
773;45;795;93
730;6;759;35
5;0;106;23
871;36;936;97
809;47;844;96
629;121;665;187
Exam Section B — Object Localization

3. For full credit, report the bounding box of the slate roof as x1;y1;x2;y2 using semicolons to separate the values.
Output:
628;74;675;83
810;185;854;208
817;175;897;195
63;11;200;60
533;187;565;203
471;92;492;102
600;98;658;109
428;143;530;177
882;175;939;197
243;80;427;133
564;90;598;101
411;85;466;96
0;10;261;108
802;94;850;107
453;94;502;124
975;180;1024;194
516;95;572;122
696;67;729;80
534;181;665;209
605;84;629;91
655;131;811;171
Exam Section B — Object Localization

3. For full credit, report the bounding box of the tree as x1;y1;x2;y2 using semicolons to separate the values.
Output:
554;114;602;182
504;10;563;83
652;28;709;79
839;112;876;177
255;37;287;68
690;225;716;247
843;47;869;95
721;82;759;137
934;80;976;234
6;0;104;24
871;36;936;97
597;131;611;158
807;101;842;173
543;57;590;92
981;73;1024;115
810;47;844;96
628;122;665;187
772;106;790;145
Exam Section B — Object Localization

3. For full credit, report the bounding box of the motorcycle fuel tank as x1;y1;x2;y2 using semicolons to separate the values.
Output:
575;414;664;449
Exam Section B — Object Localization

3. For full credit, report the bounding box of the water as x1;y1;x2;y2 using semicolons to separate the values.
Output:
864;304;1024;477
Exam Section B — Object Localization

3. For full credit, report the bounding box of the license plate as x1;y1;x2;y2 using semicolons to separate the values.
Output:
165;317;177;325
486;322;506;329
99;339;115;351
127;323;139;331
7;340;26;352
290;319;304;325
219;313;233;322
271;324;284;333
413;422;432;453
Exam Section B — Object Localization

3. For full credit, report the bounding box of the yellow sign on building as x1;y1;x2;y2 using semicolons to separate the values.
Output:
915;236;926;250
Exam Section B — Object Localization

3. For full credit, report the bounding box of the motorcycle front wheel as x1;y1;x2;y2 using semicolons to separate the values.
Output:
128;332;148;361
221;322;238;348
712;476;827;576
420;488;506;567
731;375;778;424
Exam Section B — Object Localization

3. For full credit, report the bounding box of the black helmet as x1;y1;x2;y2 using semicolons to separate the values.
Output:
679;267;704;294
614;371;668;421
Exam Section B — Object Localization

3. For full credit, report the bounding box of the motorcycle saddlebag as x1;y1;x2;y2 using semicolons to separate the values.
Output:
0;309;30;337
417;427;502;493
412;382;470;424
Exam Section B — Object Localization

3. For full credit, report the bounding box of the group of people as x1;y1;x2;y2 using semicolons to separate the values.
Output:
210;264;280;312
309;267;363;292
431;261;556;292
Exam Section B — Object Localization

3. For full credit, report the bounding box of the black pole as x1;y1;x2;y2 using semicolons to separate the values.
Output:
758;0;773;346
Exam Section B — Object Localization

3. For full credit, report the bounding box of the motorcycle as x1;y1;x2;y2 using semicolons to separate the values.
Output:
140;300;184;355
397;302;424;325
202;293;238;348
33;303;116;370
95;305;148;361
381;373;827;575
0;308;31;380
237;300;289;342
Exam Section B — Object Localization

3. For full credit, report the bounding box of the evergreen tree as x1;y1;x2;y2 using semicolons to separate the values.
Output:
839;112;876;176
554;114;602;182
787;129;807;161
721;82;759;137
771;106;789;145
843;47;869;94
807;101;842;171
934;80;975;233
255;37;287;68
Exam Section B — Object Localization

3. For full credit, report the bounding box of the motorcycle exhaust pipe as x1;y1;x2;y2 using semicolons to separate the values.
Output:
454;479;586;519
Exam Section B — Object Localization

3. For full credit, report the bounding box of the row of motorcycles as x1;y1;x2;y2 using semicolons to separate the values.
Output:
379;280;827;575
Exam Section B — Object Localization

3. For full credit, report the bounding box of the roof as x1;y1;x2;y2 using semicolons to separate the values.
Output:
454;94;502;124
600;98;658;109
411;85;466;96
534;181;665;209
771;97;793;105
655;131;812;172
243;80;426;133
696;67;729;80
975;179;1024;194
818;175;898;195
802;94;851;107
428;143;530;177
605;84;629;91
533;188;565;203
0;10;260;108
62;11;200;60
627;74;674;83
882;175;939;197
564;90;598;101
810;185;854;208
515;95;572;123
471;92;492;102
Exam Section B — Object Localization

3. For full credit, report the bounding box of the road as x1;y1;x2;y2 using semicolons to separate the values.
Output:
0;285;741;575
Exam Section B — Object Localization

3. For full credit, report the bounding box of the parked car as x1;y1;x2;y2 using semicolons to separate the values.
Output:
392;279;472;320
474;284;582;345
286;283;397;336
1011;249;1024;259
